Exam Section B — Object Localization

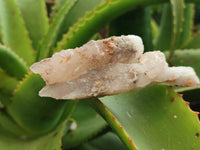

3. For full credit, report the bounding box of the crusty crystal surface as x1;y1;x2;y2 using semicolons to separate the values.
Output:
30;35;200;100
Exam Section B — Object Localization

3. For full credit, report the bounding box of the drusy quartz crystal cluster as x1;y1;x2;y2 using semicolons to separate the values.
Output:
30;35;199;100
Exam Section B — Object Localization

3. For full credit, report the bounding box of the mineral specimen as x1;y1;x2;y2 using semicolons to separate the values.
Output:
30;35;199;100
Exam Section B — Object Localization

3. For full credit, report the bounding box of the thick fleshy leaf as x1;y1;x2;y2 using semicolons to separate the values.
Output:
178;4;194;48
41;0;104;61
0;90;11;107
154;3;193;52
185;33;200;49
0;110;26;138
55;0;197;52
154;4;172;50
185;3;200;49
55;0;169;51
0;69;18;96
7;73;76;137
50;0;69;18
0;0;35;65
74;132;128;150
15;0;49;50
169;0;185;51
36;0;77;61
151;19;159;41
0;45;28;80
0;21;2;43
51;0;103;40
62;101;107;149
87;85;200;150
0;122;66;150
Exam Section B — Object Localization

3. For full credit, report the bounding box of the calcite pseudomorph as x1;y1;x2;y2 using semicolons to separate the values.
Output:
30;35;200;100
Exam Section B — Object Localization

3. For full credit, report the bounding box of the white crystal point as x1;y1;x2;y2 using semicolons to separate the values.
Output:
30;35;200;100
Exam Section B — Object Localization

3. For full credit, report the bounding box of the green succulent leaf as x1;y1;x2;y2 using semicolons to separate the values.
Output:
62;101;107;149
185;32;200;49
0;0;35;65
55;0;167;51
7;73;76;137
169;0;185;51
154;4;172;50
154;3;193;53
0;45;28;80
0;110;26;138
0;21;2;43
36;0;77;61
87;85;200;150
0;121;66;150
50;0;67;19
74;132;128;150
0;69;18;96
15;0;49;50
178;4;194;48
51;0;103;41
151;19;159;41
0;90;11;107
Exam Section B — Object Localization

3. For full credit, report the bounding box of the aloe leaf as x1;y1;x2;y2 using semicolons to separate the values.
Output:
7;73;76;137
51;0;104;41
51;0;103;25
185;32;200;49
15;0;49;50
0;45;28;80
0;124;16;138
0;0;35;65
55;0;168;51
75;132;128;150
50;0;66;18
36;0;77;61
87;85;200;150
56;0;196;51
0;93;9;108
156;3;194;50
0;22;2;43
154;3;193;52
178;4;194;48
0;110;26;138
0;71;17;107
62;101;107;149
0;121;66;150
47;0;103;57
108;7;153;51
0;69;18;96
154;4;172;50
169;0;185;52
151;19;159;42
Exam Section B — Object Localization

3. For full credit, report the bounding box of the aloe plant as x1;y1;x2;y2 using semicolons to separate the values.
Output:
0;0;200;149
